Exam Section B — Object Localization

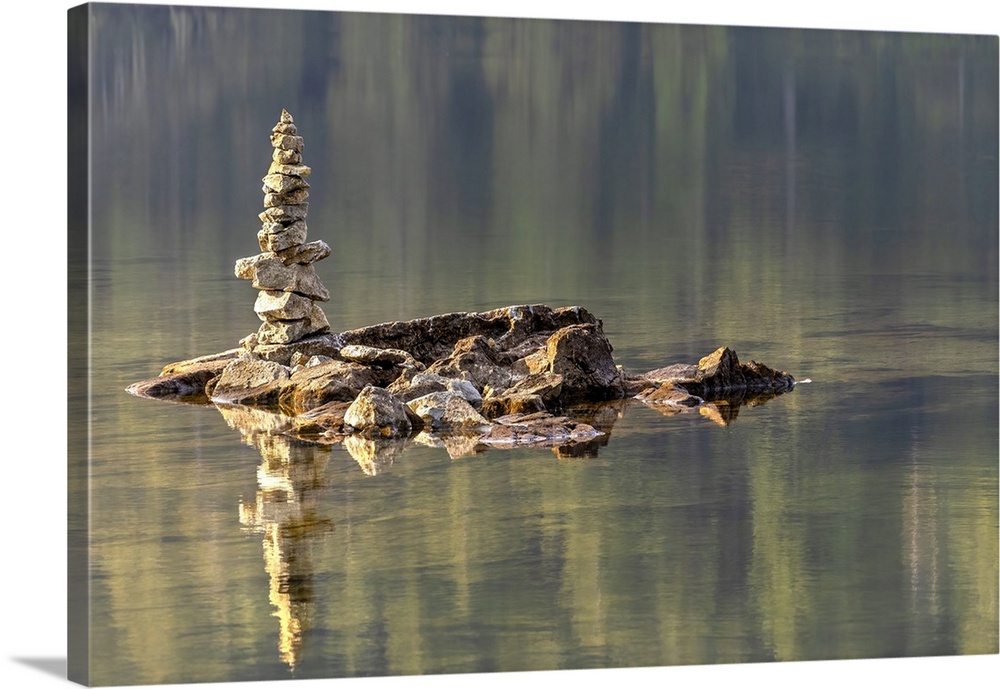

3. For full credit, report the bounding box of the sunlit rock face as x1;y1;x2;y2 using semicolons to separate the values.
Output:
343;384;417;438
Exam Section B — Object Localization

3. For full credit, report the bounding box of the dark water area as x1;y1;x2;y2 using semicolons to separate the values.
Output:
75;5;997;685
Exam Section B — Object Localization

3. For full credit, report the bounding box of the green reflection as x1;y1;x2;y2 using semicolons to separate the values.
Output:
78;5;998;685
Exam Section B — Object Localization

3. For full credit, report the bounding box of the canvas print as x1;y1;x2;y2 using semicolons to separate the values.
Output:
68;2;998;686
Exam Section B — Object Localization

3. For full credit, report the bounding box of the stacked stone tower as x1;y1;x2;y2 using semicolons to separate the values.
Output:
235;110;332;348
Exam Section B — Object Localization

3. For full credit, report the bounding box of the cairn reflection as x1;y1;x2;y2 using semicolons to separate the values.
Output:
220;405;334;673
212;382;785;670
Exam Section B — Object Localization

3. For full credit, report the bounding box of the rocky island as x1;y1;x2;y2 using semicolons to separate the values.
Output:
127;110;798;459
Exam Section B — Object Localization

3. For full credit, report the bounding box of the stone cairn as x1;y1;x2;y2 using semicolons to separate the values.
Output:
235;109;332;349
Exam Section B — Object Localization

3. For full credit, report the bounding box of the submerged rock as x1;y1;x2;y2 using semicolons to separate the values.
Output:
478;411;604;448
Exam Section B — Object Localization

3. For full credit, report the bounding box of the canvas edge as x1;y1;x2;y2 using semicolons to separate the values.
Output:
68;2;92;686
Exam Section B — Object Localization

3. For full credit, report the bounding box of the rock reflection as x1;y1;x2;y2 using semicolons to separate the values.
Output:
342;435;410;475
642;390;789;427
412;431;485;459
223;404;335;672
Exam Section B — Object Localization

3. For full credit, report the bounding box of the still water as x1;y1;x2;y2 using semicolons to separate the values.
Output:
75;5;998;685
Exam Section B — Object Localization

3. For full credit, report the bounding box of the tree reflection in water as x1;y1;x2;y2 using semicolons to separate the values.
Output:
214;387;786;669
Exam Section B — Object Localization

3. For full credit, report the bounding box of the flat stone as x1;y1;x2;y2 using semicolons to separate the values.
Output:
255;303;330;345
258;220;308;252
272;122;297;135
263;187;310;208
636;382;703;407
126;356;230;400
262;173;310;194
276;239;331;266
159;348;242;376
336;304;598;370
267;162;312;178
254;289;315;321
259;204;308;224
386;369;483;403
234;253;330;301
289;352;334;368
339;344;420;370
478;411;604;448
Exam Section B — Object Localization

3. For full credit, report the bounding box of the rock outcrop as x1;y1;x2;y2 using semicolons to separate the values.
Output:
124;109;801;463
128;303;799;457
634;346;796;410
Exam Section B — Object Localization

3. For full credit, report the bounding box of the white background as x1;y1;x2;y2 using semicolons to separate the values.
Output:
3;1;997;688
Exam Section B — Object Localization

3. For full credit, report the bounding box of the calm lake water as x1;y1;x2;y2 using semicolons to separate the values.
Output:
72;5;998;686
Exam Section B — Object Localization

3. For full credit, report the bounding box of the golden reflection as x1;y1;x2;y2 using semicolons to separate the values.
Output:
902;456;940;624
412;431;484;459
343;435;410;475
226;405;335;672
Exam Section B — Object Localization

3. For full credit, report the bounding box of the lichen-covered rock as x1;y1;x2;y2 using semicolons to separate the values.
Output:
262;172;309;194
263;187;310;208
269;132;304;152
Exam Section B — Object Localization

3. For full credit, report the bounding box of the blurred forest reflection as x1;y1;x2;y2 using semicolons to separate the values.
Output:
80;6;997;685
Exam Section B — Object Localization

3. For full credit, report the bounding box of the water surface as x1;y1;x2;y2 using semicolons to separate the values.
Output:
74;6;998;685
